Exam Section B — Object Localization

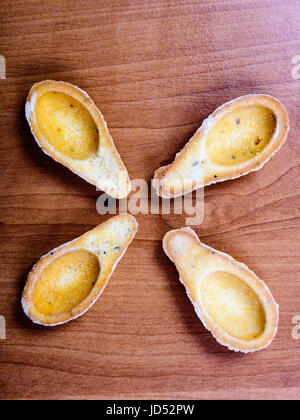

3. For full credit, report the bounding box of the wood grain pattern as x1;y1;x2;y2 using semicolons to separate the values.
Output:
0;0;300;400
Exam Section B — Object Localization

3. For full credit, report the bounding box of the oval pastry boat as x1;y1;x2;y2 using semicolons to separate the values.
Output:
25;80;131;199
153;94;289;198
22;214;138;326
163;228;279;353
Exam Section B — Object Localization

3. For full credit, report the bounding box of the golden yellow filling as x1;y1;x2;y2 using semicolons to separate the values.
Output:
206;105;276;166
32;250;100;316
36;91;98;160
200;271;266;341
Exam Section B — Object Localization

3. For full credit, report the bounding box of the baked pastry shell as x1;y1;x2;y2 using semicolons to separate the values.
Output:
154;94;289;198
22;214;138;326
25;80;131;199
163;227;279;353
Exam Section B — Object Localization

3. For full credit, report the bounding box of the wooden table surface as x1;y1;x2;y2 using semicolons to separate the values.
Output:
0;0;300;400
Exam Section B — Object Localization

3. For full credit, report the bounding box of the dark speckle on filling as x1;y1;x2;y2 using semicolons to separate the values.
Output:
192;161;199;166
254;136;261;145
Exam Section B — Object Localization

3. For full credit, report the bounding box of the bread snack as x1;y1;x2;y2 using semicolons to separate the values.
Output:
26;80;131;199
22;214;138;326
153;95;289;198
163;227;279;353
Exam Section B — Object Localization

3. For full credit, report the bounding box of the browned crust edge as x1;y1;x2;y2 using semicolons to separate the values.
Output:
154;94;289;198
163;227;279;353
21;214;138;326
25;80;131;199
